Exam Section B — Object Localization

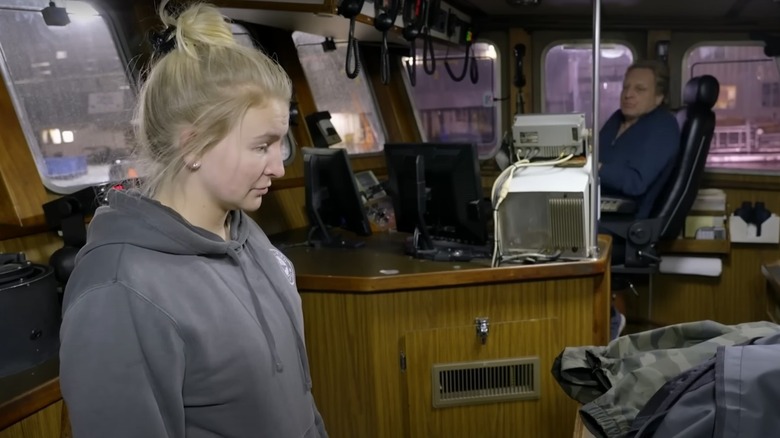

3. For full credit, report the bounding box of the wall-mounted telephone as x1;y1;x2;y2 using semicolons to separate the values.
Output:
305;111;342;148
402;0;426;41
337;0;364;17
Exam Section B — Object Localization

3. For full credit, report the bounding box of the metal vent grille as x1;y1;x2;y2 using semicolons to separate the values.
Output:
515;146;579;159
431;357;540;408
548;197;584;250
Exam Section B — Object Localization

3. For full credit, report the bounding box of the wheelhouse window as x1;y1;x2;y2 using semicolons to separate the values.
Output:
0;0;136;193
542;42;635;129
401;42;502;160
684;44;780;172
292;31;386;155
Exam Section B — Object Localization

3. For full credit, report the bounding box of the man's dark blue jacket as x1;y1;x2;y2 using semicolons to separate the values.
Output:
599;107;681;219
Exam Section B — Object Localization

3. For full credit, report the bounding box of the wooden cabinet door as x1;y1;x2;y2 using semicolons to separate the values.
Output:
401;317;578;438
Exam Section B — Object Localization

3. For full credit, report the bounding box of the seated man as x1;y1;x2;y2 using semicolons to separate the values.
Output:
598;60;681;340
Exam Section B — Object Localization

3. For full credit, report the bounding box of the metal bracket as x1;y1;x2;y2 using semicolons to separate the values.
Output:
475;317;489;344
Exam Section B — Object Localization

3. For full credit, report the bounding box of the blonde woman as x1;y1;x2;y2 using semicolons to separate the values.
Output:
59;2;327;437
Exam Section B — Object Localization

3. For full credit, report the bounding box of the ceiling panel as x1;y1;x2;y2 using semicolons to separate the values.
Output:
465;0;777;21
738;0;780;20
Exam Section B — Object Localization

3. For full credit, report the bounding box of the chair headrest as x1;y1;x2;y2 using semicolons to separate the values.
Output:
682;75;720;108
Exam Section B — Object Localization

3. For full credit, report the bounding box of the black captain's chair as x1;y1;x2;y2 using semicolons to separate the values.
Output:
602;74;720;276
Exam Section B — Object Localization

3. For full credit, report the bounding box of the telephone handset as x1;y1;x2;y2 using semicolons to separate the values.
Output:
402;0;426;41
337;0;366;79
374;0;399;30
374;0;400;85
338;0;364;17
402;0;427;86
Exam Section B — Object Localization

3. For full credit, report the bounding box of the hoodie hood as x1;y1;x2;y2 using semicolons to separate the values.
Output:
78;189;312;391
78;189;249;263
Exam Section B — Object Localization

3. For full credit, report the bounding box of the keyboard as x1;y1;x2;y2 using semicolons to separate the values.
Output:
404;236;492;262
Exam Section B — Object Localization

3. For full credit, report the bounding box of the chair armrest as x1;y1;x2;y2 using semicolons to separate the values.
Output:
601;196;637;215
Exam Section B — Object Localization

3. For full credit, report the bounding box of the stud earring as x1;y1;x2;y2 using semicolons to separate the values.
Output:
188;161;201;171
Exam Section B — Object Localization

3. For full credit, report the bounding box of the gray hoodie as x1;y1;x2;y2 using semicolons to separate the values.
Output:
60;189;328;438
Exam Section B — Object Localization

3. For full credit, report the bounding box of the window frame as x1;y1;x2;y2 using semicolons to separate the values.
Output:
399;38;504;160
0;0;138;194
681;40;780;176
539;39;639;122
680;40;767;93
291;31;389;157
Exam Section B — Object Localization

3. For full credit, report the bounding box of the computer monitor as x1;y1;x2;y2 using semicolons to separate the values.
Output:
383;143;489;248
303;147;372;248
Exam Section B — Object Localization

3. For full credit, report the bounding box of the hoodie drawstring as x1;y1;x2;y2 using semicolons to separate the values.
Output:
226;242;313;392
226;243;284;373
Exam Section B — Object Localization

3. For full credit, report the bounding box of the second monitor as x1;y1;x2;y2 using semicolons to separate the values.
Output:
384;142;490;259
303;147;372;248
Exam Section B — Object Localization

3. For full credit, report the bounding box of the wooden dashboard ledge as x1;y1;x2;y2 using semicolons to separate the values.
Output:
0;359;60;431
272;229;612;292
658;237;730;255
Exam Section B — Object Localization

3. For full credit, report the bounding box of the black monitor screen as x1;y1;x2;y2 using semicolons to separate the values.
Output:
384;142;487;245
303;147;372;247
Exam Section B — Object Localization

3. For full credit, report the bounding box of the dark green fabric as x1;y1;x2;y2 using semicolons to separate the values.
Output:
551;320;780;438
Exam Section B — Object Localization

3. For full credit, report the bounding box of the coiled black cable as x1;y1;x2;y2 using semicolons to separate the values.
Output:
345;18;360;79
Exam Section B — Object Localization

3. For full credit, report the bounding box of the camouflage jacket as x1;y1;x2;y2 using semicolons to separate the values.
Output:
551;320;780;438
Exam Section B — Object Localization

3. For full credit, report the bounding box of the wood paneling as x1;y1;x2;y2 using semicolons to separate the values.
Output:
0;70;48;228
402;319;573;438
657;237;730;254
301;276;608;438
573;412;596;438
625;181;780;328
0;382;61;436
0;401;63;438
702;171;780;192
291;232;610;438
0;233;63;265
249;188;308;235
274;230;612;292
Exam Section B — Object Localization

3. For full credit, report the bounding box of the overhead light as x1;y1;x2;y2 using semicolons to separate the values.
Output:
486;45;497;59
62;131;74;143
601;47;626;59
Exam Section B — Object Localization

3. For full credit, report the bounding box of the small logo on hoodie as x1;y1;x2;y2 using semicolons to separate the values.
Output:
269;248;295;286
